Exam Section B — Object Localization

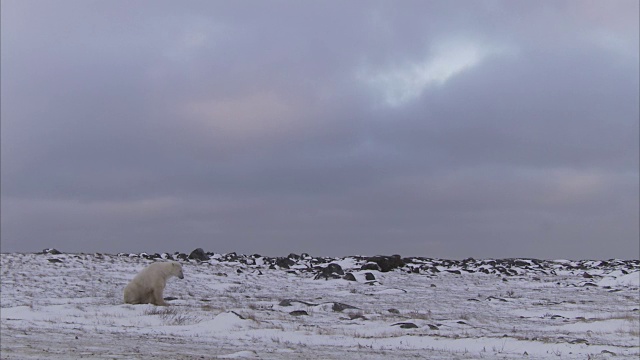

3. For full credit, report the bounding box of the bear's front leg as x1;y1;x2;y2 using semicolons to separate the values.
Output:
152;287;168;306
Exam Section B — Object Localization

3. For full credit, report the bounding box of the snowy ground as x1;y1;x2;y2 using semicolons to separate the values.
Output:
1;251;638;359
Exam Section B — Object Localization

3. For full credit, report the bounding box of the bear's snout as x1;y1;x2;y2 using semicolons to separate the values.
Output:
178;272;184;279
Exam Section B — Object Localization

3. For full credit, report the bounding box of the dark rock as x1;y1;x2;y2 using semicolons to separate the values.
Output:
47;258;63;263
290;310;308;316
222;252;238;262
512;260;530;267
175;253;189;261
279;299;318;307
569;338;589;344
326;263;344;275
314;263;344;280
388;308;400;314
392;322;418;329
287;253;301;260
332;302;359;312
229;311;245;319
236;269;243;274
311;257;329;265
43;248;62;255
189;248;209;261
163;296;178;301
487;296;507;302
343;273;357;281
427;324;439;330
347;313;366;320
446;270;461;275
276;257;295;269
367;255;405;272
430;284;436;287
364;272;376;281
361;262;381;271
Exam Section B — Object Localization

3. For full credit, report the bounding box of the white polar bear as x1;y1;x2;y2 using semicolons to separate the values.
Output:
124;261;184;306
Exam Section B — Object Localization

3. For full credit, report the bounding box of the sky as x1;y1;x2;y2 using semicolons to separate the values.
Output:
1;0;638;259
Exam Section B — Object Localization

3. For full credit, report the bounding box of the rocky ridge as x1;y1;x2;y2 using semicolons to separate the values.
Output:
41;248;640;287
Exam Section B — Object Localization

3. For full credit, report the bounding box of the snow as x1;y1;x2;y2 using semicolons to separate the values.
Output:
1;252;639;359
598;271;640;288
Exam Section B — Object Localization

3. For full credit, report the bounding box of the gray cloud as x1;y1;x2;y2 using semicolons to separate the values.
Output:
2;0;638;259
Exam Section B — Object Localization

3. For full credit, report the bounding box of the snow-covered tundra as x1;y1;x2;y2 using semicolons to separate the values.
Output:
1;250;638;359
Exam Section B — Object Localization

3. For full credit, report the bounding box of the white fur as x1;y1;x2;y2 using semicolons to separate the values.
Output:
123;261;184;306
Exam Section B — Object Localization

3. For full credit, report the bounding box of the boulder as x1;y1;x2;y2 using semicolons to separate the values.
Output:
343;273;357;281
392;322;418;329
290;310;308;316
276;257;295;269
366;255;405;272
189;248;209;261
279;299;318;307
222;252;238;262
314;263;344;280
364;272;376;281
332;302;359;312
361;262;381;271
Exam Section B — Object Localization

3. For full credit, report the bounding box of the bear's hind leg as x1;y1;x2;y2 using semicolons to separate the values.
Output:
124;286;143;304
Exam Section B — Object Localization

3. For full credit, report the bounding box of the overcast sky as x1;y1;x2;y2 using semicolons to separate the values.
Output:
2;0;638;259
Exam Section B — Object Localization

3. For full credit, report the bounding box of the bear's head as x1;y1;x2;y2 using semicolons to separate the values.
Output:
172;262;184;279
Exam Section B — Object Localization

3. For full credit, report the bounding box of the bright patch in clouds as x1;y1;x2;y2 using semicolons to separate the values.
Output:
363;39;503;107
184;92;299;140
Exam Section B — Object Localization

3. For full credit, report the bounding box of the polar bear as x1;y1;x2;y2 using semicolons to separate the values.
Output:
124;261;184;306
